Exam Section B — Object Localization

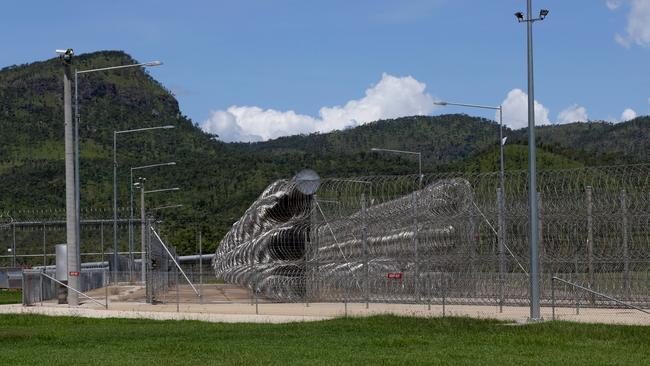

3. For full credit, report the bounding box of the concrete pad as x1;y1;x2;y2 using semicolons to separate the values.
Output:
7;284;649;325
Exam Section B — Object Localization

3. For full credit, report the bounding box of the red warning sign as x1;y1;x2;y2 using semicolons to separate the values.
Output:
387;272;403;279
69;271;80;276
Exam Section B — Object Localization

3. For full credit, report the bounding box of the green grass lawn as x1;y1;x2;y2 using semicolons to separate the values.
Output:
0;314;648;365
0;290;21;305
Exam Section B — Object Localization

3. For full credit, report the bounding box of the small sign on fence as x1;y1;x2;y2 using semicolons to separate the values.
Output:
69;271;80;277
387;272;403;279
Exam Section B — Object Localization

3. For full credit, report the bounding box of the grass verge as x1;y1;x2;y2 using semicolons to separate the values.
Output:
0;314;648;365
0;290;21;305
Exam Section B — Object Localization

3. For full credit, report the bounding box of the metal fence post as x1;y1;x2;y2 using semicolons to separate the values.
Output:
140;182;147;284
621;190;629;293
105;267;109;309
497;187;505;313
551;275;555;321
175;254;179;313
12;222;16;267
468;198;477;296
538;192;544;297
361;193;369;309
145;218;153;304
101;222;108;308
40;269;44;306
586;186;595;304
305;229;310;308
42;223;47;268
254;274;259;315
199;230;203;304
311;196;321;302
21;271;25;306
442;278;446;317
427;276;431;311
573;232;579;315
575;284;580;315
412;192;420;303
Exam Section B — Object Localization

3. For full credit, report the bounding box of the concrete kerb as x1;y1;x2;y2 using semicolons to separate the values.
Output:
0;304;332;324
1;302;648;326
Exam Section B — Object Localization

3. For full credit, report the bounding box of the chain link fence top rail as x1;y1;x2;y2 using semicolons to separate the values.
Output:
213;165;650;307
0;217;146;270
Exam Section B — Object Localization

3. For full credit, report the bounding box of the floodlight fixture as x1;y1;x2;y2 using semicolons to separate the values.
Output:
515;8;549;23
56;48;74;63
539;9;549;20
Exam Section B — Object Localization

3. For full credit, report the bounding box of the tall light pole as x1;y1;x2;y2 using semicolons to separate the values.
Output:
56;48;79;305
74;60;162;286
434;100;507;311
370;148;422;186
113;125;174;283
130;162;176;281
135;178;147;285
516;2;549;321
136;181;181;284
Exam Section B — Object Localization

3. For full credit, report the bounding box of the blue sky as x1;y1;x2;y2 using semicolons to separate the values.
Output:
1;0;648;141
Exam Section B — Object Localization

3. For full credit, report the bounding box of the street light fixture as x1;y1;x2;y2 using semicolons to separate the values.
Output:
150;204;184;211
433;101;505;194
370;148;422;186
112;125;175;283
75;60;164;237
515;0;549;322
144;187;180;194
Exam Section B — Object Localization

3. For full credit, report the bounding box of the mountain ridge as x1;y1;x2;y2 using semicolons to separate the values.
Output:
1;50;648;253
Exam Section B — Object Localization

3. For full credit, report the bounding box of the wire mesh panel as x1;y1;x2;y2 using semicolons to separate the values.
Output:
0;216;143;273
145;224;186;303
21;268;109;306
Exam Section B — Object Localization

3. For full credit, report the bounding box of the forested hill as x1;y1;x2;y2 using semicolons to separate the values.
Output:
1;50;648;254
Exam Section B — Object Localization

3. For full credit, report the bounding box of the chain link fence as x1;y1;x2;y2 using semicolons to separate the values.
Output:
214;165;650;318
7;164;650;324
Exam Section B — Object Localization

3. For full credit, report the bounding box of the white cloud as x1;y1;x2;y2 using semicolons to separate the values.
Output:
202;73;437;142
200;110;264;142
609;0;650;47
557;104;589;124
498;89;550;129
620;108;637;121
607;0;622;10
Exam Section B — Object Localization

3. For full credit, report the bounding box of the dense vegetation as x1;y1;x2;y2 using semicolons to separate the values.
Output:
1;314;648;365
1;51;648;254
